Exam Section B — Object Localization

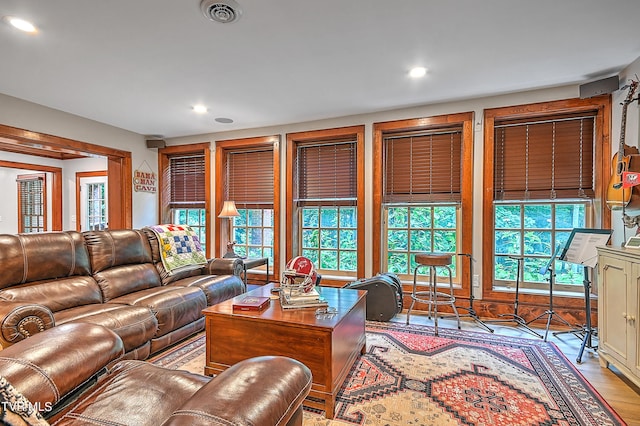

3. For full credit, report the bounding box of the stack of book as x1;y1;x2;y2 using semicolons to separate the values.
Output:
280;286;328;309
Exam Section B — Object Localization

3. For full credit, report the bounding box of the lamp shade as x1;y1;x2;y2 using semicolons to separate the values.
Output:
218;200;240;218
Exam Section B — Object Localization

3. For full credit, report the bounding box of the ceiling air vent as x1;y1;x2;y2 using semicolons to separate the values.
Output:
200;0;242;24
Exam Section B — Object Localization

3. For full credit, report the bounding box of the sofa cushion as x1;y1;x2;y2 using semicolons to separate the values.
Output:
53;360;209;426
0;323;123;409
170;275;244;306
54;304;158;354
0;277;103;312
0;232;90;290
93;264;162;302
83;229;152;273
110;286;207;338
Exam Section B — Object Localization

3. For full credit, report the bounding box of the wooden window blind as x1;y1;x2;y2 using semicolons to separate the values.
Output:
169;154;205;208
17;173;46;233
296;141;356;206
494;114;595;200
226;148;274;207
383;129;462;203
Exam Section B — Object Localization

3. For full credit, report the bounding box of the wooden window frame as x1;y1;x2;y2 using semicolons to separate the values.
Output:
373;112;474;297
216;135;280;279
158;143;211;257
286;126;365;285
1;160;62;230
482;96;611;308
17;173;47;233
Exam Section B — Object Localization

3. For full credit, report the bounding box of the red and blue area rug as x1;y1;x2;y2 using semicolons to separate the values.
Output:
149;321;625;426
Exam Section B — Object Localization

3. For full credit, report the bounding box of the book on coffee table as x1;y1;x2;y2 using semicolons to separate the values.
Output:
232;296;271;311
280;287;329;309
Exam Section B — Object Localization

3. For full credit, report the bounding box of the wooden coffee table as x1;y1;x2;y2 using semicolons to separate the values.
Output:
202;284;367;419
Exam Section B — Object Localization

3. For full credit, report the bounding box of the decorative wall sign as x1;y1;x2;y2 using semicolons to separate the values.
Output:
133;161;157;193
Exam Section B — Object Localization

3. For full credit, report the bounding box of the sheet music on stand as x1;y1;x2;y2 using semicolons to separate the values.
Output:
556;227;612;364
559;228;612;268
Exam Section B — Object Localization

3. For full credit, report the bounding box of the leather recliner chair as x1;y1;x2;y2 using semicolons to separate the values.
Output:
0;323;312;426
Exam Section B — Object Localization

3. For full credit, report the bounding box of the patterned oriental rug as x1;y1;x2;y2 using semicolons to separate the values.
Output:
148;322;625;426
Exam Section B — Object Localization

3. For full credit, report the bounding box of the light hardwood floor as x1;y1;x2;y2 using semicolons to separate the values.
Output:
394;311;640;425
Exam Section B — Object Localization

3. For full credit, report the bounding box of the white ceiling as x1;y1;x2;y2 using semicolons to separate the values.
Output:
2;0;640;139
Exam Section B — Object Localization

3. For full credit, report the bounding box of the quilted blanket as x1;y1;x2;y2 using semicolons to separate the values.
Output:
147;224;207;274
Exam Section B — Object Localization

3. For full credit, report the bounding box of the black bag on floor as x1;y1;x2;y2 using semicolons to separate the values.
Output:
344;272;403;321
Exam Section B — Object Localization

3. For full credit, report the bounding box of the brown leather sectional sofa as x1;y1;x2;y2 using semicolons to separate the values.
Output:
0;228;245;359
0;322;312;425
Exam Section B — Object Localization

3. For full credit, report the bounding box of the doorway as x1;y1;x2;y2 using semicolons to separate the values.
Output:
0;124;132;229
76;171;108;231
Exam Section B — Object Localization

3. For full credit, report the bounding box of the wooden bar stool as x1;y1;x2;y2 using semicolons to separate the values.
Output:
406;253;460;335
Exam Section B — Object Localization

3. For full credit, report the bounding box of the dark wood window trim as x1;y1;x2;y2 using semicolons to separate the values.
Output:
286;126;365;285
1;160;62;230
372;112;474;297
482;96;611;310
216;135;280;278
158;143;211;257
17;173;47;233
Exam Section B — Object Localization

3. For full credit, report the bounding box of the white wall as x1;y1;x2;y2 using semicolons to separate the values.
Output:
0;93;158;228
611;56;640;246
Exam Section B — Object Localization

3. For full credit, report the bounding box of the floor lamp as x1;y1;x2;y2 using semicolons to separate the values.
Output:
218;200;240;258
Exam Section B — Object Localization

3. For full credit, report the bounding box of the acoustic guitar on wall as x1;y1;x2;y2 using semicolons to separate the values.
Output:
606;79;640;210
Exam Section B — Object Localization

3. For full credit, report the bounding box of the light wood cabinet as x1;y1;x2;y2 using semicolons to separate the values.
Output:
597;246;640;388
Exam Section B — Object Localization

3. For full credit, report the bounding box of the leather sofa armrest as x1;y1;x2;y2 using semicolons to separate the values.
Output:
206;257;243;277
0;323;124;407
0;301;55;348
161;356;312;426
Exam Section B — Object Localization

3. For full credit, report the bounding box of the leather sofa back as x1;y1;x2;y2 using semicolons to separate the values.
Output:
0;276;103;312
84;230;162;301
0;231;91;289
84;229;153;273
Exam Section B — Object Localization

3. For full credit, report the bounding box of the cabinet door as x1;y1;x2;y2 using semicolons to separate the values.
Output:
599;255;632;366
632;262;640;379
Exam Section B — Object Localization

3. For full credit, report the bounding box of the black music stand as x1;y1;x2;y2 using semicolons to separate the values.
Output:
443;253;494;333
553;228;612;363
526;245;574;341
485;255;543;338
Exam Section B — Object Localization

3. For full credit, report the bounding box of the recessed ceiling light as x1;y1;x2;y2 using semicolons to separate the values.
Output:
4;16;37;33
192;105;208;114
409;67;427;78
215;117;234;124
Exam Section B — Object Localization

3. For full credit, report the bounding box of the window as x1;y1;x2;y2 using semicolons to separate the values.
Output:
225;148;275;262
373;113;474;290
159;143;211;256
169;154;206;249
286;126;365;283
383;127;464;281
86;182;107;230
216;135;280;278
17;173;46;233
494;201;591;292
483;97;610;301
493;114;596;292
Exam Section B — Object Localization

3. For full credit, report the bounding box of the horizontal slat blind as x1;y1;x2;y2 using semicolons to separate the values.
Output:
384;130;462;203
297;141;356;206
169;155;205;208
494;115;595;200
227;148;274;207
17;174;45;233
